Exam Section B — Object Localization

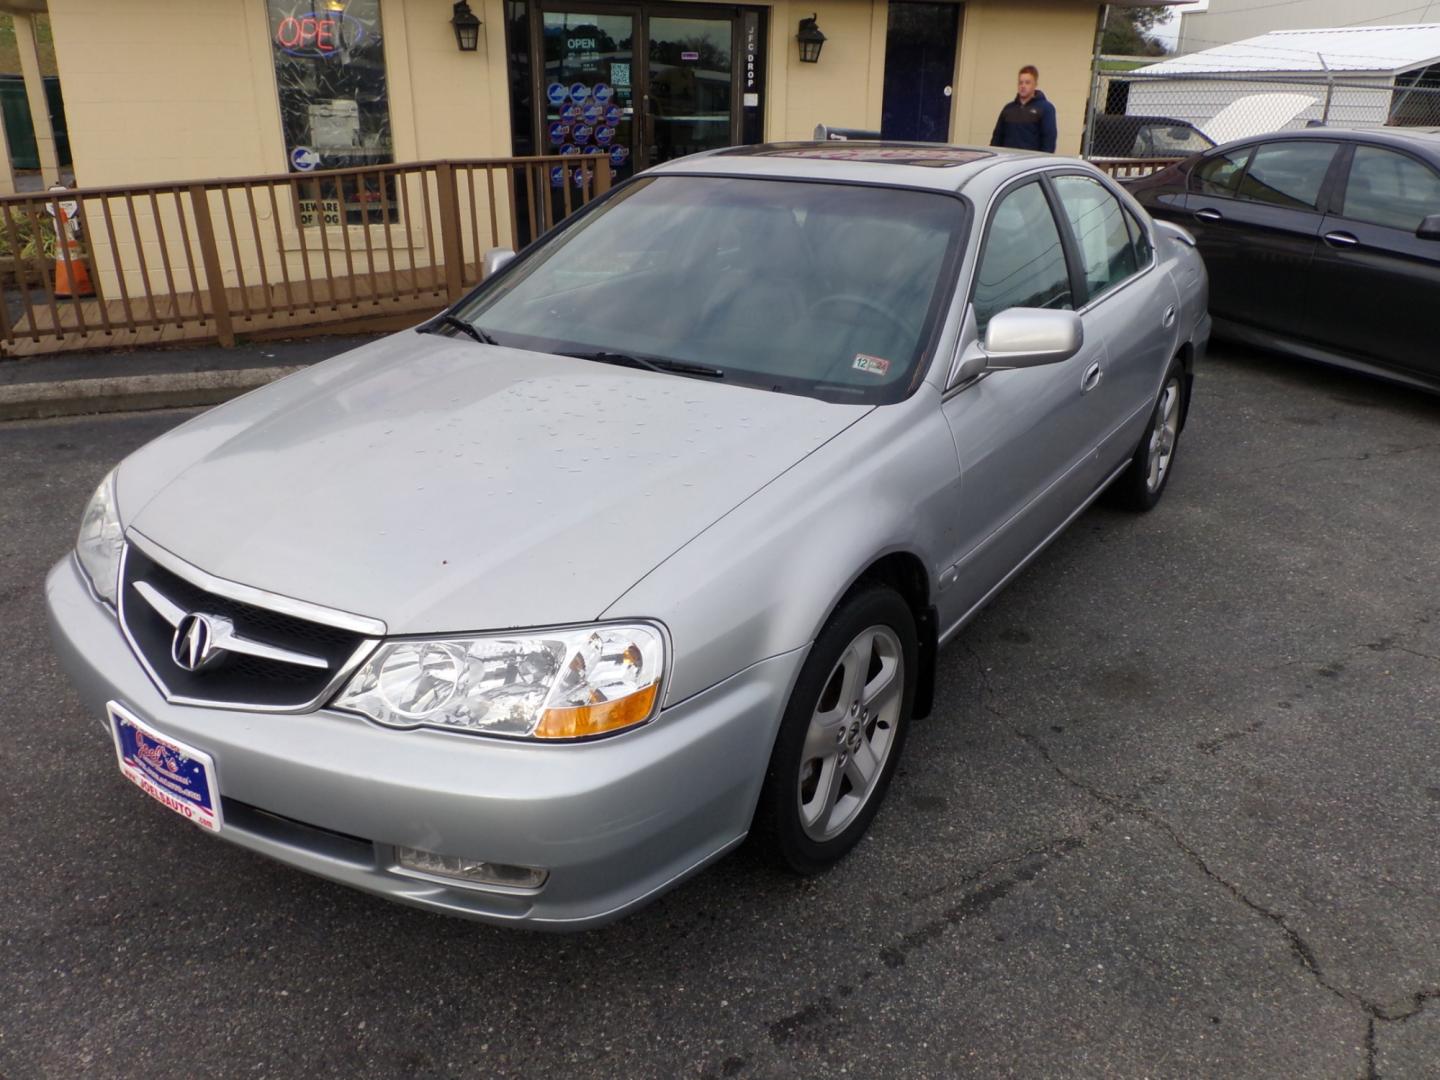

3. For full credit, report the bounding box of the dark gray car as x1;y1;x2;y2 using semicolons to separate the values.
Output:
1130;126;1440;391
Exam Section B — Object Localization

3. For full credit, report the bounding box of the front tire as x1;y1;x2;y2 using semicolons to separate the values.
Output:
755;585;918;874
1108;358;1185;512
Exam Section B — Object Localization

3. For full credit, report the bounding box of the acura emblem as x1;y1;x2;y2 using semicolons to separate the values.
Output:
172;612;224;672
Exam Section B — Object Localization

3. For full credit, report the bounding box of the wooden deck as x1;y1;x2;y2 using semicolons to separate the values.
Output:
1;262;465;357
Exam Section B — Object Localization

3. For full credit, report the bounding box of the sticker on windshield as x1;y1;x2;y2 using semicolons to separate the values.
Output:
853;354;892;377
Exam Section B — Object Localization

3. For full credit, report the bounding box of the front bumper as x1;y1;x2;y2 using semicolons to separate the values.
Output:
46;555;804;929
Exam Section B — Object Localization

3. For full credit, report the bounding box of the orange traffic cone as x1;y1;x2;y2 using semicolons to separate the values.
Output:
53;206;94;298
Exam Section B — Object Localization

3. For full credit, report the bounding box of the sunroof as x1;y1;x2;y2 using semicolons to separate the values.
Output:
720;143;996;168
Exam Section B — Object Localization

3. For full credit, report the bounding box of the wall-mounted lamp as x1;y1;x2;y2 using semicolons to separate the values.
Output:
451;0;482;51
796;14;826;64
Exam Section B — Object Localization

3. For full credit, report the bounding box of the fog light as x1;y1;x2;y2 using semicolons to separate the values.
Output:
395;846;548;890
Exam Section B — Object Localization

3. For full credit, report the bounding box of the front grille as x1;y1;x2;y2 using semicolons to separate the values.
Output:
119;544;373;710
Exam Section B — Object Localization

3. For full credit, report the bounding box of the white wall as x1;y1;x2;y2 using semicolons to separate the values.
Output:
1124;76;1396;136
1179;0;1440;53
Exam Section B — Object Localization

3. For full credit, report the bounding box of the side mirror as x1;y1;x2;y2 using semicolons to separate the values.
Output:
976;308;1084;370
1416;214;1440;241
482;246;516;277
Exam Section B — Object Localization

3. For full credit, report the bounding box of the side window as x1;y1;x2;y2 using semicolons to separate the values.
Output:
1125;207;1154;268
1051;174;1139;301
972;182;1073;334
1191;147;1251;197
1342;146;1440;231
1234;141;1338;210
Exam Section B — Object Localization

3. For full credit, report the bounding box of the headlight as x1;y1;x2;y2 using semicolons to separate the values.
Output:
332;624;665;740
76;469;123;606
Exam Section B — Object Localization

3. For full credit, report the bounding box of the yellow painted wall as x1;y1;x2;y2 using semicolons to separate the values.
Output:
37;0;1103;308
765;0;889;140
42;0;522;299
395;0;512;161
46;0;278;185
764;0;1098;152
45;0;518;187
952;0;1100;153
47;0;1102;185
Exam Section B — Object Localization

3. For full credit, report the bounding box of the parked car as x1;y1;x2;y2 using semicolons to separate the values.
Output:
1090;113;1215;159
47;143;1209;929
1129;126;1440;390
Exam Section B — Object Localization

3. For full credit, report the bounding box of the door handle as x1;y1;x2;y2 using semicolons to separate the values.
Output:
1193;207;1222;222
1081;361;1103;393
1163;305;1177;328
1324;231;1359;248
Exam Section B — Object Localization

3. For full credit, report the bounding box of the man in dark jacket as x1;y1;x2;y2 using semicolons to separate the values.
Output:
990;65;1058;153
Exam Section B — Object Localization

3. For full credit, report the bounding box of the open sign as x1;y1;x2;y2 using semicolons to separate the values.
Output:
274;11;365;57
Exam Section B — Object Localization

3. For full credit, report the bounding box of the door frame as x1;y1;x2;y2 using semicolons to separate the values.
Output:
880;0;963;143
528;0;748;172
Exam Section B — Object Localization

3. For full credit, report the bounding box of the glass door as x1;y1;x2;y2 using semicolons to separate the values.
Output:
646;13;734;165
535;3;743;178
540;9;640;181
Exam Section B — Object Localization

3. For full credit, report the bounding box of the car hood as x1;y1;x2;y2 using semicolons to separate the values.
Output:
121;333;870;633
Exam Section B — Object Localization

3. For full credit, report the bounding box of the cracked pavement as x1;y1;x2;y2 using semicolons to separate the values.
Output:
1;341;1437;1078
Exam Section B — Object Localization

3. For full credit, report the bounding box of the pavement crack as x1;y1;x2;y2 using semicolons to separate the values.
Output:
880;828;1097;971
1196;719;1265;755
1255;440;1440;474
762;823;1106;1049
1374;986;1440;1023
1013;723;1358;1004
1357;638;1440;666
902;828;1103;906
968;635;1440;1075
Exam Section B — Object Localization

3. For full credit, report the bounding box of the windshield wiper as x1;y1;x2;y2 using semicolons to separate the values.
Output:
422;314;498;346
559;349;724;379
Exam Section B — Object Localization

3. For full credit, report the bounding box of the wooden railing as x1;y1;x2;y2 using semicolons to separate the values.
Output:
1089;156;1183;181
0;155;611;356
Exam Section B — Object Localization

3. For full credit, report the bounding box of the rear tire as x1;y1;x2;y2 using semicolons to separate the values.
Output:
1108;358;1185;512
754;585;918;874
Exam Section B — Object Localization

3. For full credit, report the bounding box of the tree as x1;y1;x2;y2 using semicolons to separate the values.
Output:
1102;5;1173;57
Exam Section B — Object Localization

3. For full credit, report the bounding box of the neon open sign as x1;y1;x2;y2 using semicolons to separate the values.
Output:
274;11;365;57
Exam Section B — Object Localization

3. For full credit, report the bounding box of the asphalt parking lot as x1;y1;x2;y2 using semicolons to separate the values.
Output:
1;341;1436;1079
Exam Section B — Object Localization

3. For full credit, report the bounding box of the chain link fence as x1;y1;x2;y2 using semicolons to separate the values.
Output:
1085;68;1440;165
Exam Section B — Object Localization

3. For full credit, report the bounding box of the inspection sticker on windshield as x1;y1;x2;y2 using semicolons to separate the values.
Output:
109;702;222;832
853;353;892;377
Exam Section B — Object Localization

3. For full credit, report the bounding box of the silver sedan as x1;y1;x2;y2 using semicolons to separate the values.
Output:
47;143;1210;929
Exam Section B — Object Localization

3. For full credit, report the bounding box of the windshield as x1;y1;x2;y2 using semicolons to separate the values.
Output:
452;175;966;403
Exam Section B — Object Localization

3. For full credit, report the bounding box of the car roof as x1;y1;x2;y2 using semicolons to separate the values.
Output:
647;141;1058;193
1096;114;1198;130
1210;125;1440;157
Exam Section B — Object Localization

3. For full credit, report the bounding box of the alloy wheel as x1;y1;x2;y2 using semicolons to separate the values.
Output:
1146;378;1181;493
797;625;904;842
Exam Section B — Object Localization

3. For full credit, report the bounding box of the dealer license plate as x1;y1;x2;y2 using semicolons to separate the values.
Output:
109;702;223;833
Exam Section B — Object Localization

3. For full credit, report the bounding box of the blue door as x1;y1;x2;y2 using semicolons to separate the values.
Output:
880;2;959;143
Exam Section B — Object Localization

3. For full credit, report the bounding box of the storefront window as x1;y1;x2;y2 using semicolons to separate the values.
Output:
267;0;396;224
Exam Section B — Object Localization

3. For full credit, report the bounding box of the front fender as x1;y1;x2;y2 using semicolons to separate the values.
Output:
603;386;961;706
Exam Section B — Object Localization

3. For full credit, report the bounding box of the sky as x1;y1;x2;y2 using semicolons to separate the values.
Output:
1153;1;1207;51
